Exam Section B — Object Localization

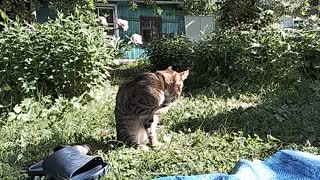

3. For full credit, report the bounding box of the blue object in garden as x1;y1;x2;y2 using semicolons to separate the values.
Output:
154;150;320;180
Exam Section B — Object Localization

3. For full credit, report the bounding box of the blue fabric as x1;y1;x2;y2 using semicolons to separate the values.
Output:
154;150;320;180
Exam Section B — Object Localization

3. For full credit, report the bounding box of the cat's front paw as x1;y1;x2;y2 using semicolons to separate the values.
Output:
137;144;151;151
151;141;164;147
155;105;171;115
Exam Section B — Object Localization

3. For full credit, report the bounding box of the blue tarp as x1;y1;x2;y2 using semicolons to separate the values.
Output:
154;150;320;180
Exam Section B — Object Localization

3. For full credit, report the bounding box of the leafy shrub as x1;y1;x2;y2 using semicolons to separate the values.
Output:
246;26;320;81
146;31;250;85
146;23;320;88
192;31;247;83
146;35;194;71
239;27;298;80
293;30;320;79
195;26;308;83
0;13;120;106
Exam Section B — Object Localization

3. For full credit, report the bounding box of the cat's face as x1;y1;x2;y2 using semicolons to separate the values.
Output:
156;66;189;101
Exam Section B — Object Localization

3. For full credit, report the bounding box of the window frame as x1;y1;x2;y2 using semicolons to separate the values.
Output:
312;0;319;6
95;3;119;37
140;16;162;43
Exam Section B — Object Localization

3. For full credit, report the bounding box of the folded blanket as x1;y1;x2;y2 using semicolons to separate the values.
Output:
154;150;320;180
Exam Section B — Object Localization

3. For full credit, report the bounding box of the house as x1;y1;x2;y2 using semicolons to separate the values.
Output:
34;0;215;60
101;0;186;59
35;0;185;59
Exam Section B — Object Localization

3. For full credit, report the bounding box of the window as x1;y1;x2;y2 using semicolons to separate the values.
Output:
36;0;56;23
312;0;319;6
140;16;162;43
96;4;118;36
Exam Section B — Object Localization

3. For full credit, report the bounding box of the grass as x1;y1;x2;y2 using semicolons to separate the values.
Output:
1;61;320;179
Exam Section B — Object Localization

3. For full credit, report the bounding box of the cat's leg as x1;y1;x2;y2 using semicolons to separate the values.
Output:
116;116;149;149
145;115;162;146
155;103;171;115
153;90;169;115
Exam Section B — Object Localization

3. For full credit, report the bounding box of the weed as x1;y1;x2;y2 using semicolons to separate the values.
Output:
0;63;320;179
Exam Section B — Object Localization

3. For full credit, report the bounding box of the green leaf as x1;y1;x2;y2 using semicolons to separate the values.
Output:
3;84;11;91
13;106;22;114
7;112;17;121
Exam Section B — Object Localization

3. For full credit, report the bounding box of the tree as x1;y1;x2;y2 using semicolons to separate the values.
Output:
219;0;260;28
178;0;218;16
219;0;312;29
0;0;40;22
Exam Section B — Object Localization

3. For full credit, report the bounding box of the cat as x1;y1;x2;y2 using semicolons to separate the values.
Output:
115;66;189;150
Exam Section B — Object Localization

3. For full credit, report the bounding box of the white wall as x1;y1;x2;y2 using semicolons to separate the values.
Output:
185;16;215;41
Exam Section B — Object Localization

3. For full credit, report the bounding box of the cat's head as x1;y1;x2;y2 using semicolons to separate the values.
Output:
156;66;189;101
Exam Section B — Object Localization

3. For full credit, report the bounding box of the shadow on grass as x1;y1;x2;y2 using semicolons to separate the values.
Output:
172;80;320;146
108;61;319;146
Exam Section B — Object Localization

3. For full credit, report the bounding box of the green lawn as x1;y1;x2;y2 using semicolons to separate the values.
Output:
1;62;320;179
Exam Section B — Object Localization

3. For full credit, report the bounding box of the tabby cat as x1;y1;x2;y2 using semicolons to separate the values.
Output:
115;66;189;150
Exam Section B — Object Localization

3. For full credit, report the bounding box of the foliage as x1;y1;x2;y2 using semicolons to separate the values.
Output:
178;0;218;16
219;0;261;29
110;59;153;86
52;0;110;15
0;0;109;21
1;63;320;179
191;30;247;84
0;13;120;107
219;0;311;29
146;35;194;72
0;85;117;179
147;16;320;88
144;32;243;86
52;0;94;14
0;0;40;22
293;29;320;79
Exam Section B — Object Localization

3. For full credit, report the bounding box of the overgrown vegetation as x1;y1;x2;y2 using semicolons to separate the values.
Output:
1;0;320;179
0;0;109;21
1;62;320;179
0;13;119;107
147;14;320;89
146;35;194;71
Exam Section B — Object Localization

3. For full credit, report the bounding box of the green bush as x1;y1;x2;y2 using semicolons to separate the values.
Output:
146;23;320;88
146;35;194;71
246;27;320;81
192;31;247;83
236;27;298;81
0;13;120;106
146;31;250;85
294;30;320;79
145;8;305;86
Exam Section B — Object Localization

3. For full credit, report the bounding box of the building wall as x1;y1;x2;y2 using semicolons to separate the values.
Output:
116;2;185;59
185;16;215;41
35;1;185;59
35;2;55;23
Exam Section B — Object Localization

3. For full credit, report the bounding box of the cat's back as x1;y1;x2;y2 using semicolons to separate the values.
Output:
115;72;161;115
116;72;160;100
118;72;158;93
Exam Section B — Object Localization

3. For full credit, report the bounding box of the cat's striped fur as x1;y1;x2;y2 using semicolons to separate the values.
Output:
115;66;189;150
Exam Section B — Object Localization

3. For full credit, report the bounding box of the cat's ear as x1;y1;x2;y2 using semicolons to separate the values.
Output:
180;70;189;80
166;66;173;71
